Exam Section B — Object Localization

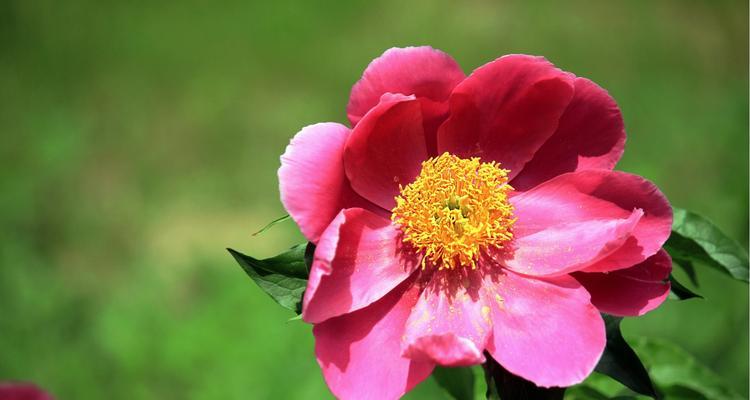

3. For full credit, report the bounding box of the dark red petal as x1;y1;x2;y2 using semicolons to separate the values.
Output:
0;383;54;400
344;94;428;210
574;249;672;316
511;77;626;191
347;46;464;128
437;55;575;179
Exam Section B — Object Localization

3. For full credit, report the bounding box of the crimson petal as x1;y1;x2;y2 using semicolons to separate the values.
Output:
437;54;575;180
344;94;429;210
511;77;626;191
574;249;672;316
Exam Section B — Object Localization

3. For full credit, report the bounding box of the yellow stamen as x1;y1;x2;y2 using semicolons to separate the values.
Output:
391;152;515;270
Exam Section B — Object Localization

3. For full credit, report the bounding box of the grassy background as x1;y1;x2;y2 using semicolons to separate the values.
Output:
1;0;747;398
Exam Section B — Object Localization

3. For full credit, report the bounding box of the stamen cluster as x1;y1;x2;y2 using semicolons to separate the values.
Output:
391;152;515;270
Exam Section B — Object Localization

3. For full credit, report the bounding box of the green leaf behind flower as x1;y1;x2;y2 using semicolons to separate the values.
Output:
595;315;658;399
665;208;748;283
228;243;314;314
667;274;702;300
566;376;643;400
432;366;481;400
631;338;744;400
578;329;743;400
482;353;566;400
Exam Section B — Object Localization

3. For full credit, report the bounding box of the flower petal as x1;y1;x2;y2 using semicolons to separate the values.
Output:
302;208;420;324
500;209;643;276
402;270;491;366
574;249;672;316
344;94;429;210
0;383;54;400
483;269;605;387
437;55;575;179
279;122;378;243
314;280;434;400
511;170;672;273
511;77;626;191
347;46;465;128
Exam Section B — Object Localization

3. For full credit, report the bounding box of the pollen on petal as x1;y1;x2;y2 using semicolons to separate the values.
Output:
481;305;491;322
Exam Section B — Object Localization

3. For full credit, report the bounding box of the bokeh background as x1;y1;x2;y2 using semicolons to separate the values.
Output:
1;0;747;398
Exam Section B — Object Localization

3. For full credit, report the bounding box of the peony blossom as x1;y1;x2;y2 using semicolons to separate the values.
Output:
278;46;672;399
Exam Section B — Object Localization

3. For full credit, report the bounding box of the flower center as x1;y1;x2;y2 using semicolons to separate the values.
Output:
391;152;516;270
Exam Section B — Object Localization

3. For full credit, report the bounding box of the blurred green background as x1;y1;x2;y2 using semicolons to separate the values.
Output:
1;0;747;398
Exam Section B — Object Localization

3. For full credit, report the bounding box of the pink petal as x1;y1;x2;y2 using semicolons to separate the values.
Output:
279;122;379;243
302;208;420;324
483;269;605;387
437;55;575;179
402;270;490;366
347;46;465;128
500;209;643;276
574;249;672;316
511;170;672;273
0;383;54;400
344;94;429;210
314;280;434;400
511;77;626;191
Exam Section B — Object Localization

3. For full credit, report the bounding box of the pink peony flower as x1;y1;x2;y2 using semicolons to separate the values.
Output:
279;46;672;399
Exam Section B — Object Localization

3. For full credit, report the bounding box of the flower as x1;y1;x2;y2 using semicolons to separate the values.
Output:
279;46;672;399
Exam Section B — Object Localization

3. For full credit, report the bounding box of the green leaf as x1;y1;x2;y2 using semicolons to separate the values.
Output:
235;243;311;279
595;315;658;399
565;384;641;400
564;385;611;400
483;354;565;399
432;366;477;400
667;274;702;300
568;372;649;399
632;338;744;400
252;214;291;236
227;243;314;314
665;208;749;283
673;259;699;287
